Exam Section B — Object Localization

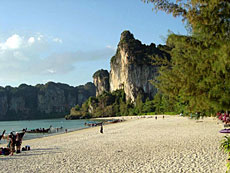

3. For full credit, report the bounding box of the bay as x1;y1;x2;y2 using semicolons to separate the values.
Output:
0;118;98;144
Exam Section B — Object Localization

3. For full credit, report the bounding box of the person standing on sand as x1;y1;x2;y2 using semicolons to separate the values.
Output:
15;129;26;153
155;116;157;120
100;123;103;134
8;132;16;156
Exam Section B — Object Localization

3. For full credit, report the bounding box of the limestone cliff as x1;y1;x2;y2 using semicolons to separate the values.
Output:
76;82;96;104
110;31;170;101
93;69;110;96
0;82;96;120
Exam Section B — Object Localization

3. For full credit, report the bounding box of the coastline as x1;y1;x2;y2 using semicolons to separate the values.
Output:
0;115;226;173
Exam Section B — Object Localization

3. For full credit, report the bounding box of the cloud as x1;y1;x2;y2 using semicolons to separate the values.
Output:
37;34;43;41
106;45;116;51
46;69;56;74
0;34;23;50
28;48;115;75
53;38;63;44
28;37;35;44
0;33;116;84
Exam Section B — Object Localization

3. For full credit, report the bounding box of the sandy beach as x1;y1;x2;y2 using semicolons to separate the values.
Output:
0;115;227;173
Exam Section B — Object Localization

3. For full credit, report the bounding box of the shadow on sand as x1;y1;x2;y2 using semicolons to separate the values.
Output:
0;147;61;160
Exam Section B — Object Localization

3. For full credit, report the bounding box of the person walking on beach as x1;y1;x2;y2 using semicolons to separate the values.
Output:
155;116;157;120
100;123;103;134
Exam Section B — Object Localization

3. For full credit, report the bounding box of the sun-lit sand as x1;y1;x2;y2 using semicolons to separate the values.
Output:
0;115;227;173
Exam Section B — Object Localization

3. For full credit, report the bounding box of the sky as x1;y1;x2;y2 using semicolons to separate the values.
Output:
0;0;187;87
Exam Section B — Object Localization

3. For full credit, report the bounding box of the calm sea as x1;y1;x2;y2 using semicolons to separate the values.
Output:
0;118;98;144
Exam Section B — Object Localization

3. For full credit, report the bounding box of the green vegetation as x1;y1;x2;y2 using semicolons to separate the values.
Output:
66;90;131;119
220;136;230;172
143;0;230;115
66;89;180;119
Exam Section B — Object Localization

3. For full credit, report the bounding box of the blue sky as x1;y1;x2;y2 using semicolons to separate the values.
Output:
0;0;187;87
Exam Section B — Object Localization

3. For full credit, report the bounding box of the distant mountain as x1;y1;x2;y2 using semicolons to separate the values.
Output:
0;82;96;120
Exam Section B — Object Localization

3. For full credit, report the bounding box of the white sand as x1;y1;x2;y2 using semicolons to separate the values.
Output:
0;116;227;173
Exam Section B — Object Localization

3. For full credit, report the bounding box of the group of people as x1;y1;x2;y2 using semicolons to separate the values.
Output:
1;129;26;156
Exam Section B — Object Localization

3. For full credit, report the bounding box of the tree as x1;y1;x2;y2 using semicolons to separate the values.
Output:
143;0;230;114
143;0;230;39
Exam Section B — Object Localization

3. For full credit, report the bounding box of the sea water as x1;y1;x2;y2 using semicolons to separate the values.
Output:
0;118;98;144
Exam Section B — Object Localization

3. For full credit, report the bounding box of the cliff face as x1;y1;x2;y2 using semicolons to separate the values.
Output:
109;31;170;101
0;82;96;120
76;82;96;104
37;82;76;115
93;69;110;96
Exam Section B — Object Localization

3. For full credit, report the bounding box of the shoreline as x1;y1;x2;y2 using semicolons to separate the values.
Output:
0;114;218;146
0;116;126;145
0;115;227;173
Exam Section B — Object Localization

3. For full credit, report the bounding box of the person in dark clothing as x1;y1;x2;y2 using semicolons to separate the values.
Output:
15;129;26;153
8;132;16;156
100;123;103;134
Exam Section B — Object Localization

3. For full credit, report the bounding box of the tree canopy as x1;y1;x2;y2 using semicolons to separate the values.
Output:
143;0;230;114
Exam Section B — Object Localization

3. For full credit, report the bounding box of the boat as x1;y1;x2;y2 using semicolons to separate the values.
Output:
27;126;52;133
84;122;102;127
107;119;123;123
219;129;230;133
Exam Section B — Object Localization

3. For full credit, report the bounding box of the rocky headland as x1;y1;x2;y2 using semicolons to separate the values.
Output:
0;82;96;120
67;30;171;119
93;30;170;102
93;69;110;96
